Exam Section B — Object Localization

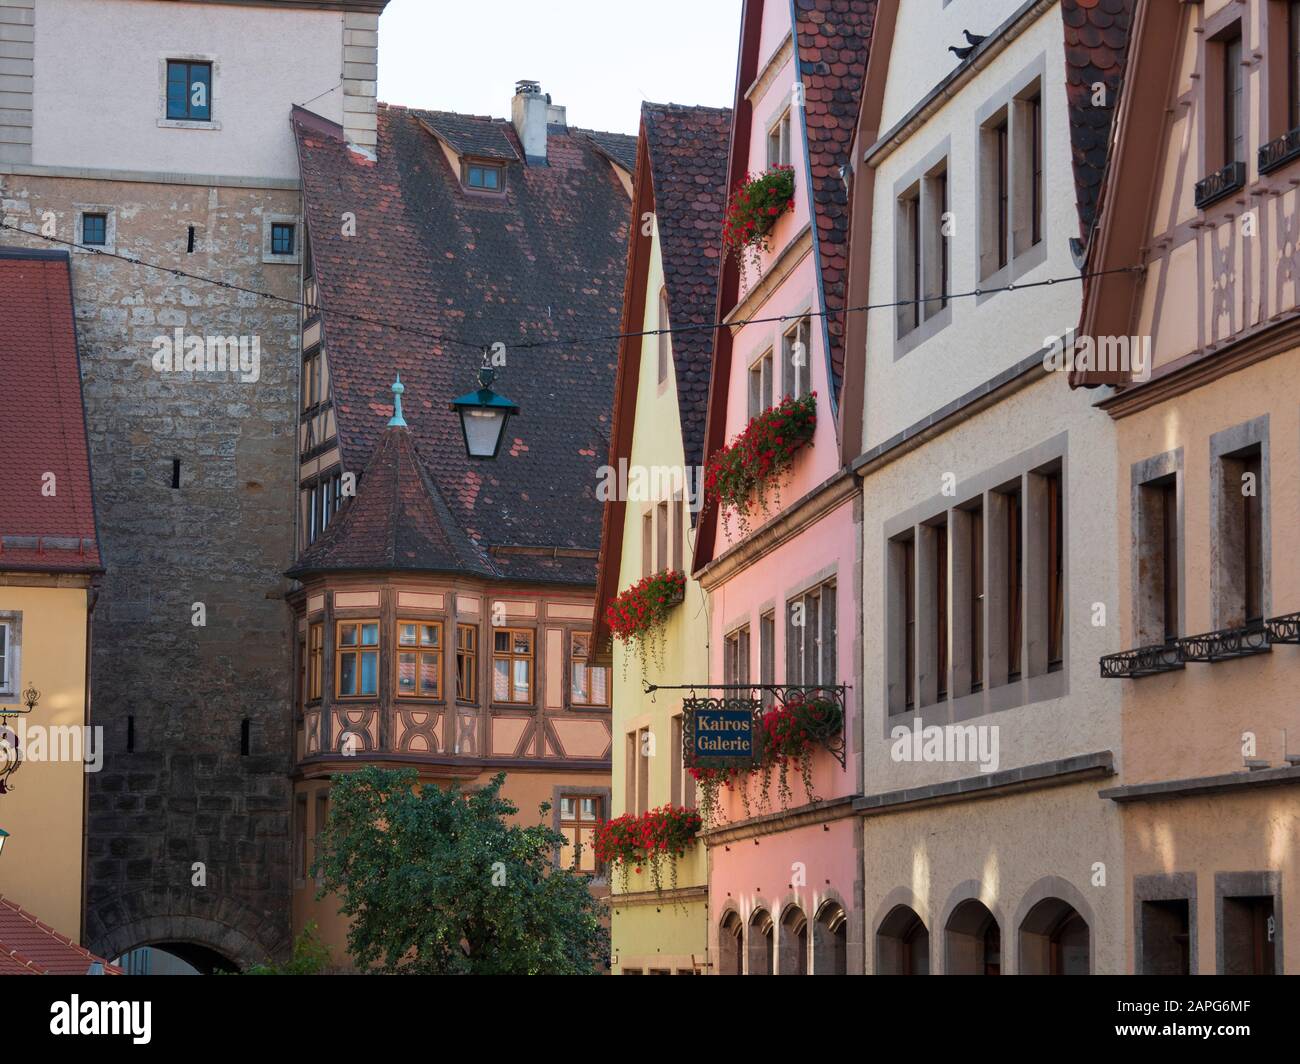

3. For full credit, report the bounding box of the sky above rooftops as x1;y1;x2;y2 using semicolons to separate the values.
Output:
377;0;742;135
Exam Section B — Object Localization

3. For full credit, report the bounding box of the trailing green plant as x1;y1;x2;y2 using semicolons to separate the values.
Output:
705;393;816;536
593;805;702;896
722;165;796;278
758;694;844;808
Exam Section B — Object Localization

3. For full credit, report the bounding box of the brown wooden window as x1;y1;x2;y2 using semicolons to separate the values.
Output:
464;162;503;191
308;622;323;701
559;794;603;874
335;620;379;698
759;609;776;709
1225;29;1245;164
297;635;307;713
657;287;670;384
899;185;921;334
396;619;442;700
1243;450;1264;624
904;538;916;711
1006;488;1023;680
456;623;478;702
656;501;669;574
570;631;609;706
1046;471;1064;668
492;628;533;703
1139;474;1181;646
724;625;750;686
1161;481;1180;642
787;581;836;687
995;117;1010;269
969;505;984;692
670;713;695;808
935;522;948;701
671;493;684;574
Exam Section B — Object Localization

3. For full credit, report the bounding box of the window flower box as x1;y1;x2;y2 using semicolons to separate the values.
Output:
722;165;795;276
593;804;702;895
705;393;816;535
605;569;686;676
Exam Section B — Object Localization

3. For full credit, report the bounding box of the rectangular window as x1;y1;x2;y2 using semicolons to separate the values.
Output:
903;538;916;710
724;625;750;686
297;635;307;713
671;493;684;574
492;628;533;703
980;112;1011;277
559;794;603;874
1225;30;1245;164
781;316;811;400
969;504;984;691
787;581;836;687
396;619;442;699
1137;474;1181;646
760;610;776;709
656;501;669;574
670;714;685;807
335;620;379;698
1006;486;1023;680
1046;471;1064;668
82;213;107;247
642;511;653;578
271;222;295;256
466;163;502;190
166;60;212;121
748;349;774;418
456;623;478;702
1029;93;1043;247
935;522;948;701
570;631;609;706
898;184;921;334
995;117;1010;269
1216;443;1265;627
0;622;8;690
636;727;650;814
658;288;671;384
1221;895;1277;975
308;622;323;701
928;167;949;316
767;108;792;167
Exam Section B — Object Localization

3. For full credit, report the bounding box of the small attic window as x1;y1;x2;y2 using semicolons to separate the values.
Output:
465;162;503;191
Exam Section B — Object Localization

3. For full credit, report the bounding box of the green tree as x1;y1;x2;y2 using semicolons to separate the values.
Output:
313;767;608;974
242;922;332;975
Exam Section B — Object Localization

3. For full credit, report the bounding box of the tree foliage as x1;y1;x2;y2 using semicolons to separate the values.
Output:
313;767;608;975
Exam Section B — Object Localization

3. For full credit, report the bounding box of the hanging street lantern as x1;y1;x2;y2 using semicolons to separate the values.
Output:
450;351;520;460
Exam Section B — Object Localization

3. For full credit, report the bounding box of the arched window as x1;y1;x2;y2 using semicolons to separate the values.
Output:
1020;897;1090;975
814;901;848;974
778;905;809;975
876;904;930;974
748;909;774;975
946;899;1000;975
718;911;743;976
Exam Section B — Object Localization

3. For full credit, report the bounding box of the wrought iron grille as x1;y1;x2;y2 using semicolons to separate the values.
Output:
1179;622;1271;663
646;682;848;770
1099;643;1184;679
1193;160;1246;210
1265;611;1300;644
1259;127;1300;175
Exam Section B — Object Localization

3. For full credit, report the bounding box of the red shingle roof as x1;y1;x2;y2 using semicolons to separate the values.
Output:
0;249;102;574
291;104;632;586
642;102;732;474
0;895;121;975
793;0;879;403
1062;0;1135;242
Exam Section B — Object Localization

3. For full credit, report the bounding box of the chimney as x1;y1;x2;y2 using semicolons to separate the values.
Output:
512;80;551;166
342;11;381;157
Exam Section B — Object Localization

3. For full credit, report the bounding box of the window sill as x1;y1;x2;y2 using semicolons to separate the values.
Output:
1179;621;1271;663
1193;161;1246;210
1259;128;1300;175
1100;643;1184;679
157;118;222;131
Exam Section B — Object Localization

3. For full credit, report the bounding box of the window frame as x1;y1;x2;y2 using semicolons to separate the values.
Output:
456;622;478;704
569;629;610;708
558;793;605;875
161;57;216;126
491;626;535;705
463;160;505;192
334;619;380;700
395;618;444;701
307;621;323;702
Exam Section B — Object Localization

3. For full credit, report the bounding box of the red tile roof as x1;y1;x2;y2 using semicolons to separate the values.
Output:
291;104;632;586
642;102;732;474
0;895;121;975
0;249;102;574
1062;0;1136;242
793;0;880;402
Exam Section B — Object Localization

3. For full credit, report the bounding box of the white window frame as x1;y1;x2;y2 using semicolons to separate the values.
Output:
0;613;21;701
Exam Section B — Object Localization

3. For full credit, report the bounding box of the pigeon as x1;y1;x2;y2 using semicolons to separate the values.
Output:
949;29;988;61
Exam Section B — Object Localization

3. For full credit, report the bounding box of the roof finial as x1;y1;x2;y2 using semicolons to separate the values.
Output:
388;373;407;428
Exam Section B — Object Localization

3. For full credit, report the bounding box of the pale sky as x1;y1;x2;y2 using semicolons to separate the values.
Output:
377;0;743;135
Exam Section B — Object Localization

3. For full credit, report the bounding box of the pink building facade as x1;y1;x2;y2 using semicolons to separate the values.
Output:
693;0;878;975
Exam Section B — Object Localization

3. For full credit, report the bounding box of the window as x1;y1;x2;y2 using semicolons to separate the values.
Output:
307;622;323;701
968;504;984;691
642;511;654;578
82;213;107;247
1045;471;1064;668
723;625;750;686
1213;432;1266;629
670;713;695;808
0;621;8;691
1221;893;1277;975
994;115;1009;270
316;470;342;536
657;287;670;385
781;316;811;400
759;610;776;709
928;166;950;316
271;223;295;256
671;493;684;574
787;581;836;687
335;620;379;698
456;623;478;702
166;60;212;122
767;107;792;167
898;159;952;338
1028;93;1043;247
1139;898;1191;975
297;634;307;713
466;163;502;190
1005;485;1023;681
631;726;650;814
934;522;948;701
570;631;609;706
902;537;916;711
1137;472;1181;646
748;348;774;417
656;501;669;574
748;910;775;976
492;628;533;703
559;795;603;874
1225;29;1245;165
302;349;322;411
396;619;442;699
898;184;921;334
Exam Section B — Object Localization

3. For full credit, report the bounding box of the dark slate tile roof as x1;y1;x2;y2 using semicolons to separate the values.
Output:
416;110;521;162
0;249;102;574
0;896;121;975
793;0;879;403
290;423;495;578
579;128;639;172
642;102;732;473
1062;0;1135;241
291;104;631;586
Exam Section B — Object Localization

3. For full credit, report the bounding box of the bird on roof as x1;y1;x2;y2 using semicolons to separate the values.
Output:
949;29;988;61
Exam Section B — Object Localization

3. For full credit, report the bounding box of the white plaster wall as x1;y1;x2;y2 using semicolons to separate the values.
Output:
863;5;1080;449
32;0;345;178
859;373;1122;793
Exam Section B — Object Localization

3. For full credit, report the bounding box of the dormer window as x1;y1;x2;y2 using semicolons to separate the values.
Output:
465;162;504;191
